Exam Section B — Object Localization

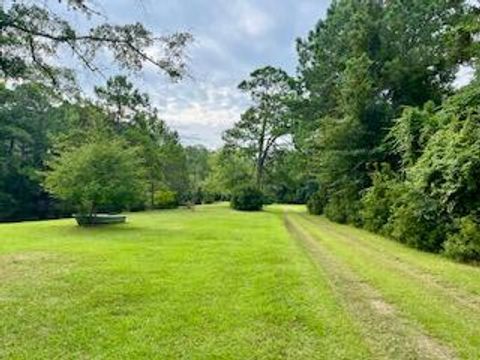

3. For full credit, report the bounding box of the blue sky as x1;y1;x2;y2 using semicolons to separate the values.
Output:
69;0;332;147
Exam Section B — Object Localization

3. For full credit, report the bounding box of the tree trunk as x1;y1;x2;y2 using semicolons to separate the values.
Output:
256;157;264;189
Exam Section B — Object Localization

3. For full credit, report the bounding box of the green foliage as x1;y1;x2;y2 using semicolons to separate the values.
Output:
186;145;211;192
264;150;315;204
0;83;66;220
307;188;328;215
444;216;480;263
324;183;363;226
202;149;253;197
386;187;448;252
409;114;480;219
44;139;146;215
357;83;480;256
153;188;178;209
387;103;439;168
230;186;264;211
224;66;296;188
94;75;151;126
202;192;216;204
0;0;195;222
286;0;480;262
360;165;402;233
1;2;192;85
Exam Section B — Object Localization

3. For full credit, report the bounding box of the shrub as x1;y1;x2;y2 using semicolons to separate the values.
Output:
230;186;263;211
44;140;146;217
444;217;480;263
385;188;449;252
154;189;178;209
262;194;275;205
192;187;203;204
0;193;17;220
307;188;328;215
202;192;216;204
324;184;362;225
360;165;402;233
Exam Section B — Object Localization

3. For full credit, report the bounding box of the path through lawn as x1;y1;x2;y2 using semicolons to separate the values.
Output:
1;204;479;359
285;210;480;360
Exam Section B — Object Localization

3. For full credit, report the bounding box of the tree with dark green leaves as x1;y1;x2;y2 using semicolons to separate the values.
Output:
185;145;211;203
95;76;152;128
297;0;477;224
202;148;253;199
92;75;190;208
0;83;64;220
224;66;296;189
280;0;480;262
1;1;193;220
44;137;146;218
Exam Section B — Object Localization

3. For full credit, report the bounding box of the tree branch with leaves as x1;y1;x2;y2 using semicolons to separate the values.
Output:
1;1;192;86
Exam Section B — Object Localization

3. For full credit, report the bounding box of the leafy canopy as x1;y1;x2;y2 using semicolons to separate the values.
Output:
44;138;146;215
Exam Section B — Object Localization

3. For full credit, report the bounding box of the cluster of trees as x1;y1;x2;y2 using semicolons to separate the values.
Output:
199;67;317;210
0;0;198;221
0;76;200;220
297;0;480;263
3;1;480;261
217;0;480;262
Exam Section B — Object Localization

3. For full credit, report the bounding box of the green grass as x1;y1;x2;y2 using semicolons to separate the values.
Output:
286;212;480;359
0;204;369;359
1;204;479;359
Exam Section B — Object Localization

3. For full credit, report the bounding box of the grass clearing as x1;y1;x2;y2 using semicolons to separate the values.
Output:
1;204;369;359
1;204;479;359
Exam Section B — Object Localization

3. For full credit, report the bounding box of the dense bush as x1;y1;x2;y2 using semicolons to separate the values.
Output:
230;186;264;211
324;184;363;225
44;140;146;216
154;189;178;209
385;188;449;252
307;188;328;215
444;217;480;263
202;192;216;204
192;187;204;204
361;166;402;233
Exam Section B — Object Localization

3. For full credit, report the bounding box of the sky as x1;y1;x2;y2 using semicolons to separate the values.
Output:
15;0;473;147
63;0;332;148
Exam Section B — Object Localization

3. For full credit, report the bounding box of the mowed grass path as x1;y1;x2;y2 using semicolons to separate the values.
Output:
1;204;479;359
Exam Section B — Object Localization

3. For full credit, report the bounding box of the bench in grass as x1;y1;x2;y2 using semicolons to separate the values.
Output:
74;214;127;226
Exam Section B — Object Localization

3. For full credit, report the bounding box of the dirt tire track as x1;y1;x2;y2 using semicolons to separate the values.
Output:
300;214;480;313
285;214;456;360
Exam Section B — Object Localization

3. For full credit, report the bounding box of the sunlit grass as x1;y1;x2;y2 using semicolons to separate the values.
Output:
0;204;368;359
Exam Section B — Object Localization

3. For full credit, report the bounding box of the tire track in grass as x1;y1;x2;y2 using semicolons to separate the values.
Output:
304;214;480;296
300;214;480;313
285;214;456;360
292;213;480;359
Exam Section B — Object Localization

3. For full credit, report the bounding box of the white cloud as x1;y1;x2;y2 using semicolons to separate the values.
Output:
142;81;249;148
163;104;241;148
45;0;331;147
221;0;275;38
230;1;275;37
453;64;475;89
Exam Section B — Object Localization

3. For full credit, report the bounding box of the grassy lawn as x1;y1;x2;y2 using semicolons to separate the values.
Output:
1;204;479;359
0;204;368;359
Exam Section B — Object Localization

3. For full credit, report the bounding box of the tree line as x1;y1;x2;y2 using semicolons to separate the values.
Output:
0;1;204;221
2;0;480;262
218;0;480;262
